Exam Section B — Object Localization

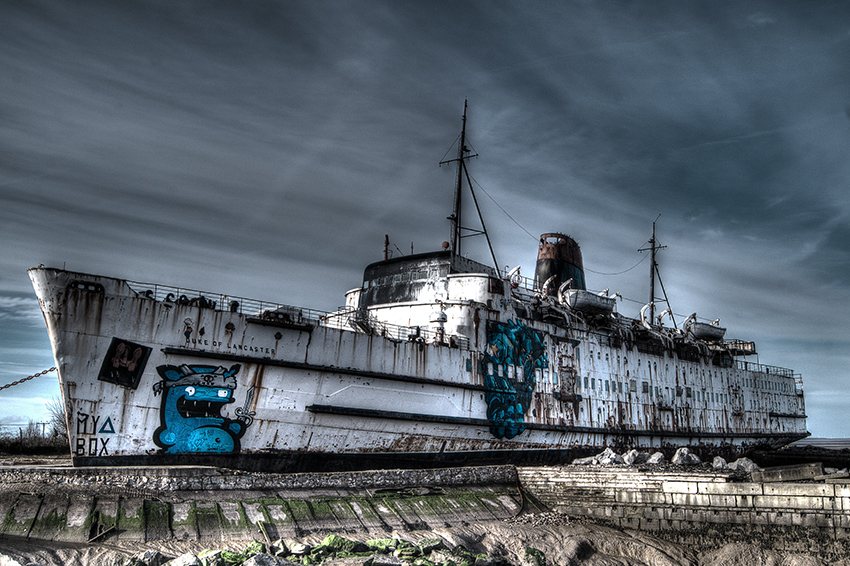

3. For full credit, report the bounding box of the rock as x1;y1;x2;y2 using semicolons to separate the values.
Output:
371;556;406;566
164;553;202;566
521;547;546;566
417;538;446;555
645;451;666;464
322;558;372;566
271;539;290;557
128;550;170;566
430;550;463;565
671;447;701;466
712;456;728;470
243;555;297;566
728;457;759;473
623;449;649;465
313;534;369;555
290;543;312;555
367;539;411;553
197;549;223;566
596;447;624;466
574;447;626;466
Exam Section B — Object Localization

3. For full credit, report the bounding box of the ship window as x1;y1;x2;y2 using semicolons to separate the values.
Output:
676;386;683;397
598;352;601;360
584;377;588;389
655;386;660;398
629;379;637;392
535;368;541;383
553;372;558;384
642;381;649;394
686;387;692;398
487;363;494;375
605;380;609;392
507;366;515;379
605;353;609;361
393;274;402;283
591;378;595;389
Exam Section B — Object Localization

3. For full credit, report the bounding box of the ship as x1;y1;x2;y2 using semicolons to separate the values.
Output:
30;103;808;471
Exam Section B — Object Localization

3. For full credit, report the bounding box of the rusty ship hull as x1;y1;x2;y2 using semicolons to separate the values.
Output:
29;246;808;471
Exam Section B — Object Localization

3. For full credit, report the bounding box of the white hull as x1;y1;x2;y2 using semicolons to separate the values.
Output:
30;264;808;470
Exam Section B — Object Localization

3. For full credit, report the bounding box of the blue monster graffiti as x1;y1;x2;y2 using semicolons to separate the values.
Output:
152;363;253;454
480;320;548;439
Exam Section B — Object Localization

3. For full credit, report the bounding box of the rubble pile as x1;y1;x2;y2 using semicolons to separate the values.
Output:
571;447;761;475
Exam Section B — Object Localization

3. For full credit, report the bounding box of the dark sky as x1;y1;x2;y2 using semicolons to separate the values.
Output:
1;0;848;437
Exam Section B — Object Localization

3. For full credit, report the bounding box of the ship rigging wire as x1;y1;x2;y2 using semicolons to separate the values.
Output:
468;172;651;278
466;172;537;241
585;254;648;276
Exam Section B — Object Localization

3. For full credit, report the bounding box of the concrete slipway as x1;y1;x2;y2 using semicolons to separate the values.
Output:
0;463;848;562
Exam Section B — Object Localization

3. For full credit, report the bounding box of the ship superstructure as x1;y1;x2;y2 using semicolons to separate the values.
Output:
29;105;807;470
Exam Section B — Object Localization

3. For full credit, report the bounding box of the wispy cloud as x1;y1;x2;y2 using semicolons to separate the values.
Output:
1;0;849;436
0;294;44;326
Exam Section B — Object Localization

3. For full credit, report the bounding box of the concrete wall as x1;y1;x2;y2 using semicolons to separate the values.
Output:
517;466;850;557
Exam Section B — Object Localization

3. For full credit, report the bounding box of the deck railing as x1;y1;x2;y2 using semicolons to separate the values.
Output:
735;359;795;378
322;308;470;349
126;280;330;323
126;281;469;349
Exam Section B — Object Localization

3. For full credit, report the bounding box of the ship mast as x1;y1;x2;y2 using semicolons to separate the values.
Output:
448;101;469;254
638;217;676;329
439;100;499;271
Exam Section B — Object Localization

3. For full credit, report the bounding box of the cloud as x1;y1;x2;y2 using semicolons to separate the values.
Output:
1;0;849;437
0;294;44;326
746;12;776;27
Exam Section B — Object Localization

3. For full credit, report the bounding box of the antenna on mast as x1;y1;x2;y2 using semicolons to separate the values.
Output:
638;216;675;328
439;100;499;271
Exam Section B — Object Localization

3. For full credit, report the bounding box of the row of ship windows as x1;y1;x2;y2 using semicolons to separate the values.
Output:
581;376;729;404
586;349;792;393
363;270;437;288
587;349;721;379
481;361;792;397
484;363;558;384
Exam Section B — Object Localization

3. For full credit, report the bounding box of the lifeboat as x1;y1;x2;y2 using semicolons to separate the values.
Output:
685;313;726;341
560;287;616;314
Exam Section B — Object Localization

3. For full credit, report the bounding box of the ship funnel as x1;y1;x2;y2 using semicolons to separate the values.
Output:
534;233;586;295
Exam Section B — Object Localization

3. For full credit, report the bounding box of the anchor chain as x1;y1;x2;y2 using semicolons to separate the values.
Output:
0;367;57;391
